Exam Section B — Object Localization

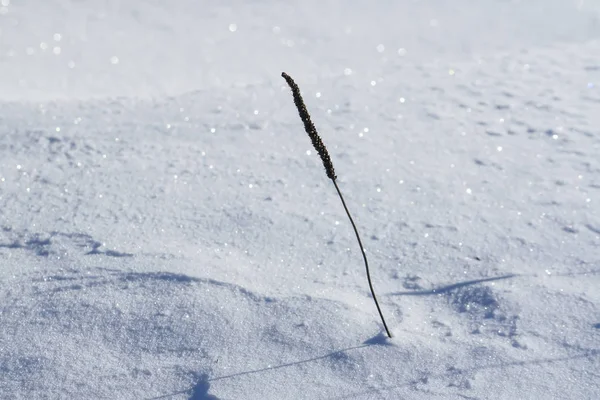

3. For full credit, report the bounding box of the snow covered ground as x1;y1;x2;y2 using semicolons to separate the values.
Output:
1;0;599;399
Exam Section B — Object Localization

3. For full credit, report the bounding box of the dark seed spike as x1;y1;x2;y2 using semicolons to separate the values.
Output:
281;72;336;180
281;72;392;338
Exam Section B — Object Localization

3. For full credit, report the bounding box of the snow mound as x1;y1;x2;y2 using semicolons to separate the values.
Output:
1;0;600;399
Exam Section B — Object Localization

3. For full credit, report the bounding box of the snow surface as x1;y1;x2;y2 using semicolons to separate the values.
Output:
1;0;600;399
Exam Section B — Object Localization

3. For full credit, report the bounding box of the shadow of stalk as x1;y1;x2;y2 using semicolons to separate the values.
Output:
209;343;373;383
147;341;384;400
387;274;519;297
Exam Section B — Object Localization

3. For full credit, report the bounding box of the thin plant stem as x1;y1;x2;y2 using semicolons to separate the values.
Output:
281;71;392;338
332;179;392;338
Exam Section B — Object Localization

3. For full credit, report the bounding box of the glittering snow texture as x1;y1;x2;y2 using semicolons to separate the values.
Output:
1;1;599;399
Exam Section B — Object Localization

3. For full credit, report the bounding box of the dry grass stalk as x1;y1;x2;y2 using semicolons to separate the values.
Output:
281;72;392;338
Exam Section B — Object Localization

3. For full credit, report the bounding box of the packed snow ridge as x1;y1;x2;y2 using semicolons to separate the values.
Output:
1;1;599;399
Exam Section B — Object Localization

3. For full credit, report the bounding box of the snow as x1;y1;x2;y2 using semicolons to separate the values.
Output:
1;0;599;399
